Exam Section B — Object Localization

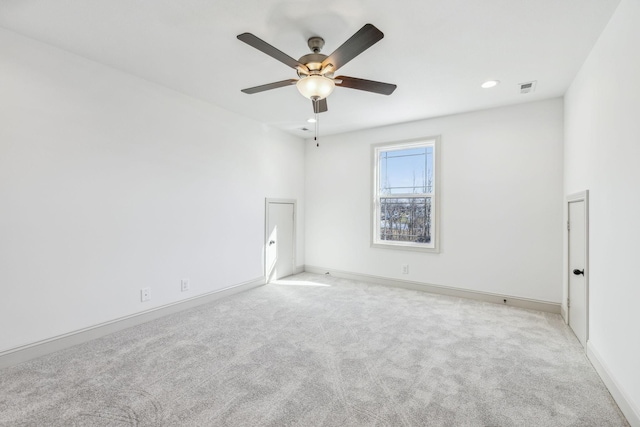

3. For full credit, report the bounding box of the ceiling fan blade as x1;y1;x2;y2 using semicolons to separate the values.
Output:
241;79;298;94
312;98;328;114
321;24;384;72
335;75;397;95
237;33;309;73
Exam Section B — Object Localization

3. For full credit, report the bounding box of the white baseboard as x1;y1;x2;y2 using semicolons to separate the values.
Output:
0;277;264;370
304;265;560;314
587;342;640;427
294;265;305;275
561;305;568;323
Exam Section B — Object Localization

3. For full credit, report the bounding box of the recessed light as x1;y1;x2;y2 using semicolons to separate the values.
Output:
307;118;317;123
481;80;500;89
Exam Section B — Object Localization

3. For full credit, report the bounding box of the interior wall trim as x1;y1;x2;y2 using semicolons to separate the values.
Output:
304;265;561;314
0;277;264;370
587;342;639;427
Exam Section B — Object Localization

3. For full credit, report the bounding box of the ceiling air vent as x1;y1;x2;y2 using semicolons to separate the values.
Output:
519;81;537;94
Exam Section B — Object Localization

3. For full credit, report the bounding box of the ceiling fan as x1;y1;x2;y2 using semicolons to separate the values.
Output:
237;24;397;114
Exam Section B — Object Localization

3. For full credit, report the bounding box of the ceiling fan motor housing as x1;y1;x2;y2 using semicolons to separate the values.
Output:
298;37;333;77
297;53;332;77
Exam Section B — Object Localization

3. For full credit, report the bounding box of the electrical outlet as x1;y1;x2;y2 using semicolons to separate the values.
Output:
402;264;409;274
141;287;151;302
181;279;190;292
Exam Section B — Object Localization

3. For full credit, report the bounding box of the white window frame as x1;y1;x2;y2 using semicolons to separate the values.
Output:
371;137;440;253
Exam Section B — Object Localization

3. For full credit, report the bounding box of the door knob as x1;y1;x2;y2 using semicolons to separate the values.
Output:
269;240;275;246
573;269;584;276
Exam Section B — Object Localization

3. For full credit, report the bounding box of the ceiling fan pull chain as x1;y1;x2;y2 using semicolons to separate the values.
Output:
315;110;319;147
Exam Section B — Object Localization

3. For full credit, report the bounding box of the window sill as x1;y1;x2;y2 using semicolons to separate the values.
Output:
371;241;440;253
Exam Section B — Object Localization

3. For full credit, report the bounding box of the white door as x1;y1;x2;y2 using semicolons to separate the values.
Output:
568;198;588;348
265;201;295;282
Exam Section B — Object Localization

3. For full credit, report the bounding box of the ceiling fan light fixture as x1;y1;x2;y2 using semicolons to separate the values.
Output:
296;75;335;100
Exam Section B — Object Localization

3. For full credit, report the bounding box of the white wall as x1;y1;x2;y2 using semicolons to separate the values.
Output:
305;99;564;303
565;0;640;421
0;29;305;353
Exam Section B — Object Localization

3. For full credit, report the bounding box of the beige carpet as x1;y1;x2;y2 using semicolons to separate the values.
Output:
0;273;628;426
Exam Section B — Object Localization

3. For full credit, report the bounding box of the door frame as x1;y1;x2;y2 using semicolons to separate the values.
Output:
264;198;297;283
567;190;589;347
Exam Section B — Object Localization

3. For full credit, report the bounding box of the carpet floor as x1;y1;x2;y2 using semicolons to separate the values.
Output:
0;273;629;426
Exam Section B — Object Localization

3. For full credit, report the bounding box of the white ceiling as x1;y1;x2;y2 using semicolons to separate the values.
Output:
0;0;621;137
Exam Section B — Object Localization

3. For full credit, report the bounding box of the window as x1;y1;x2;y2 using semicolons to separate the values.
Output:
372;137;439;252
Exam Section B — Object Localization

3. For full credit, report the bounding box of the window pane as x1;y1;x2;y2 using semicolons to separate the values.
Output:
379;147;433;194
379;197;432;243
